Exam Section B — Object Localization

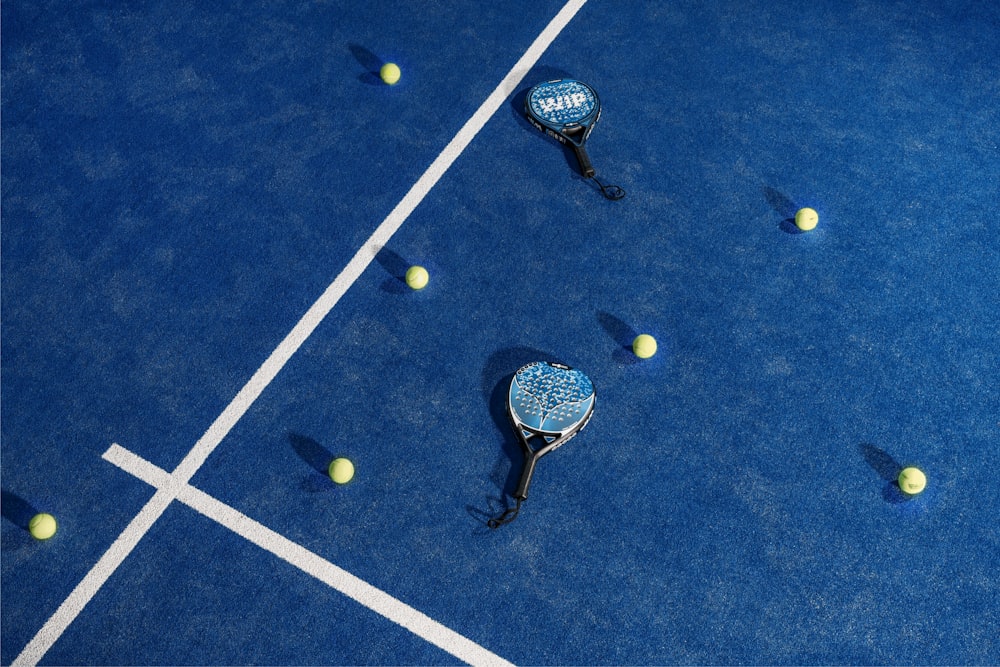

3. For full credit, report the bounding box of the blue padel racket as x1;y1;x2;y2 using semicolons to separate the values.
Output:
524;79;625;200
488;361;596;528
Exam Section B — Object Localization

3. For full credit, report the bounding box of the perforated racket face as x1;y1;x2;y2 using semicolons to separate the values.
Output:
508;362;595;442
525;79;599;130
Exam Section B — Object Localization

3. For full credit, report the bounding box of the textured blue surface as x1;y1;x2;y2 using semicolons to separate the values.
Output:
3;0;1000;664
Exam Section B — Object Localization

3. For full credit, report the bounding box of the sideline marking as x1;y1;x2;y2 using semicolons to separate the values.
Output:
102;444;515;667
12;1;588;664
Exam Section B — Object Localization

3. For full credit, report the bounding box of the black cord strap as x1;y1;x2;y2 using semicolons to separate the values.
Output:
487;498;523;529
593;175;625;201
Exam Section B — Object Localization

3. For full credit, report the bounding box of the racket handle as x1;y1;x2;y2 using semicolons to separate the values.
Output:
513;452;540;501
572;145;596;178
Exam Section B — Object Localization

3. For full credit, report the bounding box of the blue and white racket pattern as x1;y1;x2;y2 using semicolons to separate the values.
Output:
526;80;598;128
508;361;595;439
489;362;596;528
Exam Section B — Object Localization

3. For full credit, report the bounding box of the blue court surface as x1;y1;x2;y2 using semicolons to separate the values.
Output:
3;0;999;664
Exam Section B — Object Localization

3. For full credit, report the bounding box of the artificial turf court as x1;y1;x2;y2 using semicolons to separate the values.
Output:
2;0;999;664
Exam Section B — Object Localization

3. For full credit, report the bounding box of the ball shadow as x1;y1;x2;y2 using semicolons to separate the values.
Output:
348;43;383;85
1;490;38;529
882;483;910;504
374;246;411;294
1;490;40;551
597;310;640;365
763;186;805;235
780;218;805;234
763;186;797;218
858;442;908;504
859;442;899;481
289;432;335;493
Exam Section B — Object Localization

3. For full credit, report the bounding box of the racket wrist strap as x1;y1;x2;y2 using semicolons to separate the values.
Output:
487;498;522;529
592;175;626;200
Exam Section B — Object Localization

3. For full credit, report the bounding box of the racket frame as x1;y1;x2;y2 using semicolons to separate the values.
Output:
505;362;596;501
524;79;602;178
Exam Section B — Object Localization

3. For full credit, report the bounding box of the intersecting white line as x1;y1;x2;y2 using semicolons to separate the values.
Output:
99;444;515;667
12;1;588;664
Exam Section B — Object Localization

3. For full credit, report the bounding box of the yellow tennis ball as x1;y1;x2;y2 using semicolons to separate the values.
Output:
795;207;818;231
29;513;57;540
329;457;355;484
380;63;401;85
405;265;429;290
632;334;657;359
898;466;926;495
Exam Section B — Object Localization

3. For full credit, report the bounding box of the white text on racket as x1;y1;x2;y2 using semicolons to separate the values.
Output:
537;92;589;114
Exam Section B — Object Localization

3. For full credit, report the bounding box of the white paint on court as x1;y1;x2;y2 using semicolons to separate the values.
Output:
12;1;588;664
103;444;516;667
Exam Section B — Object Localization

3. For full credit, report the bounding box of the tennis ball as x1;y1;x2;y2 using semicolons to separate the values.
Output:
29;513;57;540
898;466;926;495
632;334;657;359
795;207;818;231
329;457;355;485
405;265;429;290
380;63;401;85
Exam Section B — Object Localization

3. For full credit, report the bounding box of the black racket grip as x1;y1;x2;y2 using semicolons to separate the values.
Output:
514;452;540;501
572;145;595;178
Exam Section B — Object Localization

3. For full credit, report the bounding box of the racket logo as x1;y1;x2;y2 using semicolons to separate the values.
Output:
536;92;589;116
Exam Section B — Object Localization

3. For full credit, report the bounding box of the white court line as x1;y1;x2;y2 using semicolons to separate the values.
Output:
12;1;588;665
101;444;515;667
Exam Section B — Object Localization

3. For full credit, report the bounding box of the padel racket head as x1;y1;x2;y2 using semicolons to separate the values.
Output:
507;361;595;449
524;79;601;147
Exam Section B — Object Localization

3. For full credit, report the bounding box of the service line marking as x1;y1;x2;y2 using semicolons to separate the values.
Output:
12;1;588;664
100;444;515;667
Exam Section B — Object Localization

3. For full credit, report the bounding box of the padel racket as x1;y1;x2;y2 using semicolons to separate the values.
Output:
524;79;625;200
488;361;596;528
